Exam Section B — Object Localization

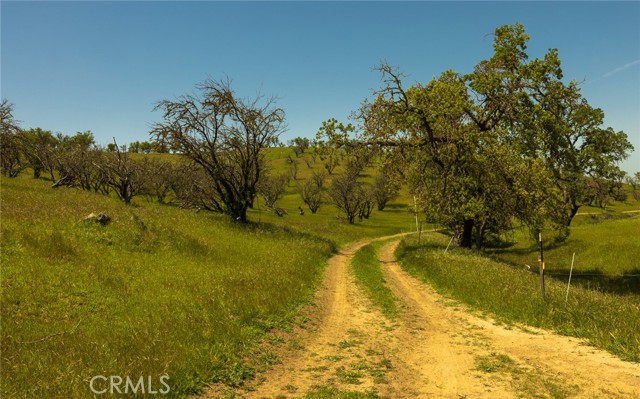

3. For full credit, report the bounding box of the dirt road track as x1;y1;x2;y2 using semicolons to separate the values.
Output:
202;235;640;398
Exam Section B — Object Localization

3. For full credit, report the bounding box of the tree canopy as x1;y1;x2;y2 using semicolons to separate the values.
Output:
151;78;286;222
357;23;633;247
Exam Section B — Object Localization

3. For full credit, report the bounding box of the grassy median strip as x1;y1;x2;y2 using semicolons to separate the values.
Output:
396;230;640;363
351;242;398;319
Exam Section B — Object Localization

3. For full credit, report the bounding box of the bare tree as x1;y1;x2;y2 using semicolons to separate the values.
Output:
152;78;285;222
286;156;299;181
257;173;289;216
298;177;323;214
329;170;367;223
144;159;176;203
302;156;314;169
372;173;400;210
96;141;149;204
171;163;224;212
311;170;327;189
359;188;375;220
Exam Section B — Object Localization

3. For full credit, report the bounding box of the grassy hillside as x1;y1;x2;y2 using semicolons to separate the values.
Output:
1;174;336;398
250;147;418;245
0;147;419;398
2;146;637;397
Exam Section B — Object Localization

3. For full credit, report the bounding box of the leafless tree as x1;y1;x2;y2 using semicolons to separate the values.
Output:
329;170;367;223
359;188;375;220
257;173;289;216
298;176;323;214
144;159;176;203
171;163;224;212
302;156;314;169
96;141;149;204
152;78;285;222
372;173;400;210
311;170;327;189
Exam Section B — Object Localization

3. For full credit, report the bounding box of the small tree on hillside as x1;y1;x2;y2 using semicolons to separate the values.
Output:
372;173;400;210
298;176;323;214
358;187;375;220
257;173;289;216
330;170;367;224
289;136;310;157
0;100;26;177
97;141;150;204
152;78;285;222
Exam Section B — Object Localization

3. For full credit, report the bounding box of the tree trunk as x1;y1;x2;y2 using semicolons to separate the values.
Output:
565;203;580;227
459;219;474;248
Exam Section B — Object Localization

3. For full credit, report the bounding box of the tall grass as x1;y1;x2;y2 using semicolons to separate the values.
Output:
1;175;334;398
351;242;398;319
396;233;640;362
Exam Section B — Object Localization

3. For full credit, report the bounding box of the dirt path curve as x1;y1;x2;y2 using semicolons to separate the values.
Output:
202;235;640;398
378;240;640;399
229;232;412;398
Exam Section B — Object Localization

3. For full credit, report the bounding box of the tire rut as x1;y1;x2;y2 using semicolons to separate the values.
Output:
201;236;640;398
378;240;640;399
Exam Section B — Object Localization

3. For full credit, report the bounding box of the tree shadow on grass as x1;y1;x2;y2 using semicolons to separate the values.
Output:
546;268;640;296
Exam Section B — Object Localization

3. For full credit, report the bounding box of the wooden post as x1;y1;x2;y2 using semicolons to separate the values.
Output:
413;195;419;233
565;252;576;302
444;235;454;254
538;232;545;305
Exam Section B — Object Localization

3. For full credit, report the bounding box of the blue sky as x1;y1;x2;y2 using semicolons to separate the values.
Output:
2;1;639;173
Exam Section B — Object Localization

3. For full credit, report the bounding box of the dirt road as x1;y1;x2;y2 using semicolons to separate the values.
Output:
203;235;640;398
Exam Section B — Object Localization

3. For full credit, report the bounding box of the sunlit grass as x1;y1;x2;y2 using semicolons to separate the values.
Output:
351;242;398;319
396;233;640;362
1;174;334;398
486;216;640;294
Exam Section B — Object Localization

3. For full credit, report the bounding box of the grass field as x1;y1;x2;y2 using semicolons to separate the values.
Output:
250;148;417;245
0;148;417;398
2;147;639;397
396;219;640;362
486;214;640;294
1;174;337;398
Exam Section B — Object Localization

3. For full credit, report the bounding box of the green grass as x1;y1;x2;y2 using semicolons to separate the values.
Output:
351;242;398;319
475;352;575;398
249;147;417;246
487;216;640;294
298;385;380;399
396;232;640;362
1;174;335;398
0;147;418;398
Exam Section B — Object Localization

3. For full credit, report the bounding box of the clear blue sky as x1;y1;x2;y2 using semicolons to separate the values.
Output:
2;1;639;173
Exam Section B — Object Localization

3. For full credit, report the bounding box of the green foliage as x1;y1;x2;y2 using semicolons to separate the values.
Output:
359;23;632;248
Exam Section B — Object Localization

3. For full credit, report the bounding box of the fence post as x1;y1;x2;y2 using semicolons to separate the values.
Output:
539;232;545;305
565;252;576;302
